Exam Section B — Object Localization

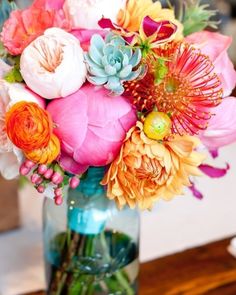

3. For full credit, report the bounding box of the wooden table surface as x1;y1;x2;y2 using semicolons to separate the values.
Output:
24;238;236;295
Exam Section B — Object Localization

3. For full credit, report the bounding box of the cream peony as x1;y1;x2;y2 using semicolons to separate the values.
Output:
0;80;44;179
63;0;126;29
20;28;87;99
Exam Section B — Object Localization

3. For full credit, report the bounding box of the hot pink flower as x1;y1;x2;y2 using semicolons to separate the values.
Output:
1;4;70;56
200;97;236;150
186;31;236;97
47;84;137;174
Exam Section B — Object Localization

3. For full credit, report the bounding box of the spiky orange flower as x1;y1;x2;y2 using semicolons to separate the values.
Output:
6;101;53;152
124;42;223;135
24;134;60;165
101;122;205;210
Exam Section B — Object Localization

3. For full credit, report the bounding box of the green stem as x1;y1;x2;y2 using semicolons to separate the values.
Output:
100;232;134;295
115;271;134;295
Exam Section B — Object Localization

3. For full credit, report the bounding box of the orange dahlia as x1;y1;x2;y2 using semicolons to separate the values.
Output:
101;122;205;210
5;101;53;152
24;134;60;165
124;42;223;136
117;0;183;40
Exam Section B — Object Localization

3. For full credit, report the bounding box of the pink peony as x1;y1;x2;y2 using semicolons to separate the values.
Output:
186;31;236;97
200;97;236;151
1;4;70;56
32;0;65;10
47;84;137;174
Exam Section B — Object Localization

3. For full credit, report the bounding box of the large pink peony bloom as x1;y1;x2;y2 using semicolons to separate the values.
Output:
200;97;236;151
186;31;236;97
47;84;137;174
1;2;70;56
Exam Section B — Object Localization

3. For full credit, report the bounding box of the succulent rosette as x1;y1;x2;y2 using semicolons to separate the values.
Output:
85;33;144;95
0;0;235;208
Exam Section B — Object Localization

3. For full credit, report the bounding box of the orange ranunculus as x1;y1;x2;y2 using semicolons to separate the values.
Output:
6;101;53;152
24;134;60;164
117;0;183;39
101;122;205;210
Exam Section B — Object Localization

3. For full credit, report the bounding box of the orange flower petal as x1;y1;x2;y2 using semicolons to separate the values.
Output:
24;134;60;165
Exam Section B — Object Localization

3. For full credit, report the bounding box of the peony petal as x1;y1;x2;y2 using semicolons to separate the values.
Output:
186;31;236;97
59;152;88;175
200;97;236;150
74;129;123;166
47;90;89;152
83;85;135;127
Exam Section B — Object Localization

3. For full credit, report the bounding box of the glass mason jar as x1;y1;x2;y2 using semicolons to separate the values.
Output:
43;167;140;295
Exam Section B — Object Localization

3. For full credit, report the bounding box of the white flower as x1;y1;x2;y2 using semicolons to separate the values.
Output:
20;28;87;99
63;0;126;29
0;80;44;179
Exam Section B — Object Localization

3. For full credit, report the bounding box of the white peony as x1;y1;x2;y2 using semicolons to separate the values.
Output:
63;0;126;29
0;80;44;179
20;28;87;99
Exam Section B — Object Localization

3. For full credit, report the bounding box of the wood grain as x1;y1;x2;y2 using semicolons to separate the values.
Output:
23;238;236;295
0;177;20;232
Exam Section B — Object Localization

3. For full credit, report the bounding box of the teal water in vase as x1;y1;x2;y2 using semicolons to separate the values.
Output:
43;167;139;295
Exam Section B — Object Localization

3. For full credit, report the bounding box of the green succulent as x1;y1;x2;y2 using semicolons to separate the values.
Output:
84;33;145;95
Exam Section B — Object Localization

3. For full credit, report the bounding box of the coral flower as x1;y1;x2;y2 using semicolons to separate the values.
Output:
101;122;205;210
1;5;70;55
124;42;223;136
117;0;183;40
6;101;53;152
24;134;60;164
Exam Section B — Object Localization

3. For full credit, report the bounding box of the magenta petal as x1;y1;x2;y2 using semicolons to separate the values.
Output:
142;16;176;39
98;18;116;30
189;182;204;200
210;149;219;159
60;153;88;175
199;163;230;178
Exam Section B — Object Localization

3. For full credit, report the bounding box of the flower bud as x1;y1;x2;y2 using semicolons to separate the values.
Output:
69;176;80;189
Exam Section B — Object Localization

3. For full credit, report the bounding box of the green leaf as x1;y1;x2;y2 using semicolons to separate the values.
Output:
4;67;23;83
180;1;219;36
154;58;168;85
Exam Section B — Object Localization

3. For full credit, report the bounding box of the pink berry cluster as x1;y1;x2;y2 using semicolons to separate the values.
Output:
20;160;80;205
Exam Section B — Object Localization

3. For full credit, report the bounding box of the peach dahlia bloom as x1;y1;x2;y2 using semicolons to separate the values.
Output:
102;122;205;210
117;0;183;40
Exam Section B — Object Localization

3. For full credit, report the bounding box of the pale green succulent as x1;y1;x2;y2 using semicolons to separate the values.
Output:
84;33;144;95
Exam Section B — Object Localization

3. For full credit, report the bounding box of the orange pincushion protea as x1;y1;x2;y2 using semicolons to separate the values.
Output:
6;101;53;152
24;134;60;165
101;122;205;210
124;42;223;136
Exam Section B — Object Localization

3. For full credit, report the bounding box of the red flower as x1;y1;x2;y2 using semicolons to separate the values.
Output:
124;42;223;135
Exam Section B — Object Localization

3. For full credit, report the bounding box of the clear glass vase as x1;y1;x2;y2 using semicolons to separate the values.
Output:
43;167;139;295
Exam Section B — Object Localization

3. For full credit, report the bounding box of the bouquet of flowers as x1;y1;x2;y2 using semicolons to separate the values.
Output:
0;0;236;294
